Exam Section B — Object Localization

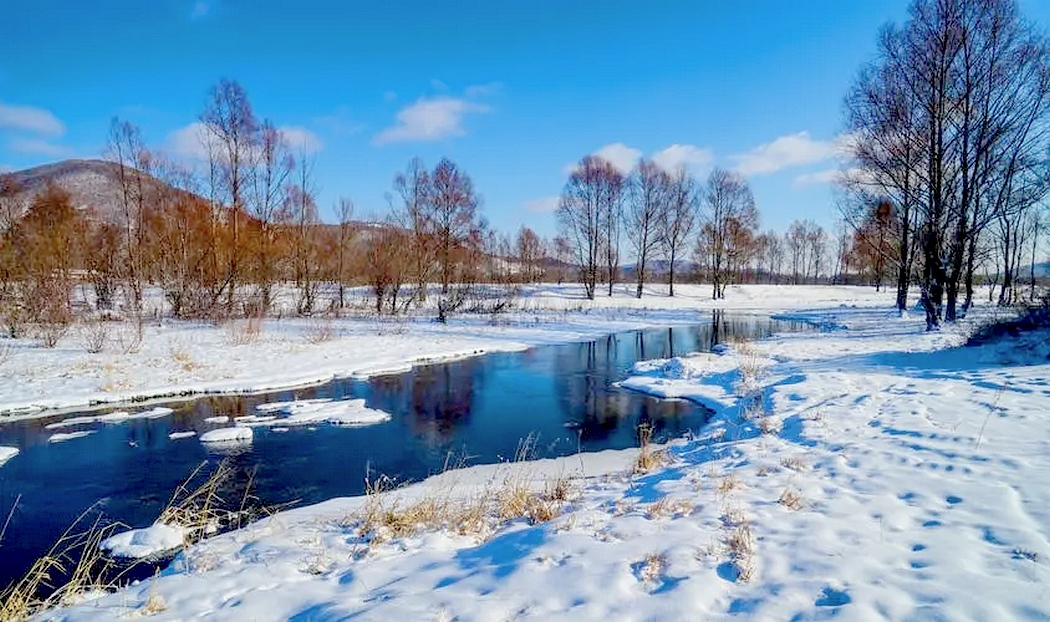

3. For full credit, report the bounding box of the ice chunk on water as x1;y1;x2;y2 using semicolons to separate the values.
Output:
199;427;253;444
0;446;18;467
252;398;391;427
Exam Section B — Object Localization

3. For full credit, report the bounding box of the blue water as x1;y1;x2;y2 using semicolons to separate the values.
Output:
0;313;808;589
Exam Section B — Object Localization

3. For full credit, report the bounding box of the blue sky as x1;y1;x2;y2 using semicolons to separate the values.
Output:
3;0;1050;238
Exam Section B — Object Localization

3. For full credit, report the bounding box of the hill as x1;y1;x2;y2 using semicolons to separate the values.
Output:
1;159;183;222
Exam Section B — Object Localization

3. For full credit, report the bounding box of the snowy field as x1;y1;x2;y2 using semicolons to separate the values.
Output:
33;285;1050;620
0;283;890;418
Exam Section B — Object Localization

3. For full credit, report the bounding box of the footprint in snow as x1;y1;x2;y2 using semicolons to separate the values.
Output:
815;586;852;607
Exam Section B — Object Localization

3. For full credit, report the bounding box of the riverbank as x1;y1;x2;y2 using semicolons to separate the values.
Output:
0;284;889;418
38;294;1050;620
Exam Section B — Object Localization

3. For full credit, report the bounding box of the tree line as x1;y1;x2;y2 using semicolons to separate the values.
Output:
843;0;1050;329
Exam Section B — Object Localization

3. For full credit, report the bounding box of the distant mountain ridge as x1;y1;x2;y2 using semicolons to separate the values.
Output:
3;159;179;222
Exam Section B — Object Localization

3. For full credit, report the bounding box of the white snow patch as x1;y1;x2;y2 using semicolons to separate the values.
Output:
168;431;197;440
203;416;230;424
101;523;186;560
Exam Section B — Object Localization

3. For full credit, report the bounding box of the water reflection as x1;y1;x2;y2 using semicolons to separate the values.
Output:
0;313;811;590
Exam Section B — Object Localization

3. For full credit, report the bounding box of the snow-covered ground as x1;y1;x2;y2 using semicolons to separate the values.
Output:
38;289;1050;620
0;284;889;419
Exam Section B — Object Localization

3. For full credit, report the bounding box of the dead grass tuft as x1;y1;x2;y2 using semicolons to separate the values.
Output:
717;473;743;497
223;316;264;346
778;487;804;511
727;523;756;582
758;415;783;436
780;456;807;472
638;552;668;584
634;423;670;474
303;315;336;344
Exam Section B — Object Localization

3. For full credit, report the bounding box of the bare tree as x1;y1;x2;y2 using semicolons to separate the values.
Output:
660;167;698;296
626;159;668;298
391;158;435;303
556;156;623;300
280;152;320;315
698;168;758;299
106;118;152;314
200;78;259;314
250;120;293;312
429;158;481;295
516;226;544;283
336;197;356;311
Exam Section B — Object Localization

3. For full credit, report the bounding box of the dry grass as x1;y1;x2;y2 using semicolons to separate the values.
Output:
352;444;578;550
158;461;273;547
169;348;198;372
34;321;70;349
726;522;756;582
0;339;12;368
116;319;144;355
728;337;765;395
717;473;743;497
638;552;668;584
223;316;264;346
778;487;804;511
0;505;124;621
303;315;336;344
77;318;110;354
127;577;168;618
758;415;783;436
780;456;807;472
634;423;670;474
646;496;694;520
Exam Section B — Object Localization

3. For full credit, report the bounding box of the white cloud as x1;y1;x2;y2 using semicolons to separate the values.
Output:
464;82;502;98
651;144;714;172
191;1;210;20
569;142;713;175
524;196;560;214
279;126;323;154
374;97;489;145
732;131;837;177
0;102;65;137
168;122;212;160
0;164;13;173
593;143;642;174
8;137;72;157
168;121;323;161
793;169;842;187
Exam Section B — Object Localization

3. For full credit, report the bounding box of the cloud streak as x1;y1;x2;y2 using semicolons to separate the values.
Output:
168;121;323;161
374;96;489;145
731;131;837;177
0;102;65;137
569;142;714;175
523;196;560;214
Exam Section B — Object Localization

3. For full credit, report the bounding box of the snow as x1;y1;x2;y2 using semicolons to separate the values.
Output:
100;523;186;560
167;431;196;440
43;293;1050;620
0;284;891;420
44;407;172;430
203;416;229;424
198;427;253;445
0;446;17;466
249;398;391;427
47;430;95;443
